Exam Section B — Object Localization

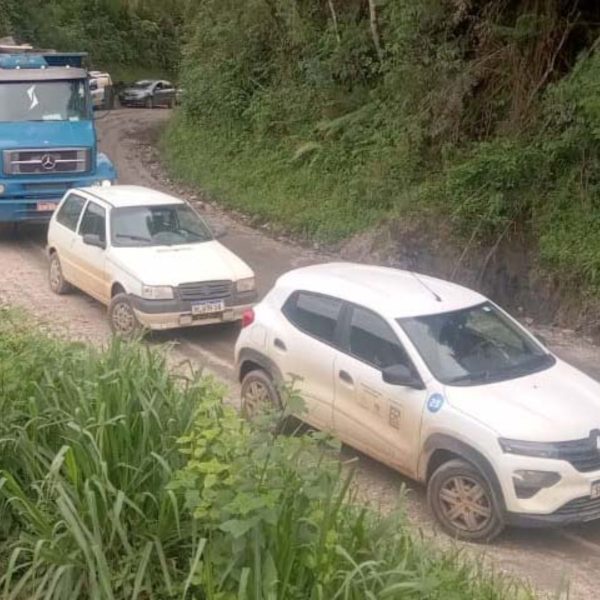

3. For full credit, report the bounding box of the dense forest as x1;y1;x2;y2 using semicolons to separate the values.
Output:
2;1;600;304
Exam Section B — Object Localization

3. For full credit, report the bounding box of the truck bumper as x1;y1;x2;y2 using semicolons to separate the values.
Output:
0;155;116;223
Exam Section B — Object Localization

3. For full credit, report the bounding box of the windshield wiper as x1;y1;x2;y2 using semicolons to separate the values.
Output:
115;233;152;243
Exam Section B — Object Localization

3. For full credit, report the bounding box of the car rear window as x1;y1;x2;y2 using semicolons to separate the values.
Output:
283;291;342;344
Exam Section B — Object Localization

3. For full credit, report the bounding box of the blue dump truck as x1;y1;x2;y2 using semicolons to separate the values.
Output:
0;45;117;223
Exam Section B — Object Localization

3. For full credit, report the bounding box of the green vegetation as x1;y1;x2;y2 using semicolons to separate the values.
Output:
0;311;533;598
163;0;600;297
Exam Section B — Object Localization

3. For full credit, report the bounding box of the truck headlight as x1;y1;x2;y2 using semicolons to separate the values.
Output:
141;285;174;300
100;179;112;187
236;277;256;293
0;184;5;194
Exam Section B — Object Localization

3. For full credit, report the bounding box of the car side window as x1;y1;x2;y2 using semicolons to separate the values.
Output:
349;306;411;370
55;194;86;231
155;82;163;91
164;81;173;90
79;201;107;242
283;291;343;344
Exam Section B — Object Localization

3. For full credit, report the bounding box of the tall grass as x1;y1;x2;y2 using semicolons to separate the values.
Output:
0;309;208;598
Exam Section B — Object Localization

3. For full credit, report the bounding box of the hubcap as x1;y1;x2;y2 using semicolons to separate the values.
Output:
438;475;492;532
243;380;272;416
112;301;136;334
49;258;62;290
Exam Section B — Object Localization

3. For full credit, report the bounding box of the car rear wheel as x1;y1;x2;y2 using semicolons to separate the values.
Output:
427;459;504;542
241;370;280;418
108;293;142;338
49;253;71;295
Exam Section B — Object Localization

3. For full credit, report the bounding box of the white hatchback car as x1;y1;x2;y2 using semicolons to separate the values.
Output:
235;263;600;541
47;186;256;335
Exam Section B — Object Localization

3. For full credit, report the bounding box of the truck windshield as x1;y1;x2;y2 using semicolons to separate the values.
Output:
398;302;555;386
0;80;89;122
111;204;214;247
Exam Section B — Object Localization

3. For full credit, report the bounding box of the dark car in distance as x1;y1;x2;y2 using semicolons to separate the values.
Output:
118;79;176;108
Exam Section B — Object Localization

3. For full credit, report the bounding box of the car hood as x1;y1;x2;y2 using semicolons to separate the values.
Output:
444;359;600;441
111;240;254;286
0;120;95;151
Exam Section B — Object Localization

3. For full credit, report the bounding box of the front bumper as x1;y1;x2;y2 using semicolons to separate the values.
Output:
496;452;600;525
119;96;148;107
130;291;257;331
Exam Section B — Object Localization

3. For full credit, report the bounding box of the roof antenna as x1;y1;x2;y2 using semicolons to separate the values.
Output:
410;270;443;302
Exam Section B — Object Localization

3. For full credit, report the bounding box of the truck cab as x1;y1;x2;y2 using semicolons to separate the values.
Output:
0;51;117;223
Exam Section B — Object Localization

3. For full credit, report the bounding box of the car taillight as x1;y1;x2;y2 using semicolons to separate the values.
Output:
242;308;255;328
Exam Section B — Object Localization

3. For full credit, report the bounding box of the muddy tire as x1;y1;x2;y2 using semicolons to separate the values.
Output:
427;458;504;543
241;370;280;418
108;293;142;338
49;253;71;295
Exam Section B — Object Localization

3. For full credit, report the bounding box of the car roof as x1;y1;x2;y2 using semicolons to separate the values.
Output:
276;263;487;319
76;185;185;208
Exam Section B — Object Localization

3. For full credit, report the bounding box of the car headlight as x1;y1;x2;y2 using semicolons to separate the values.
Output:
141;285;174;300
236;277;256;293
498;438;560;459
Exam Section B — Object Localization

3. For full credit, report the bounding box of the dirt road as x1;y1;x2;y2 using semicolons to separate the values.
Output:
1;109;600;597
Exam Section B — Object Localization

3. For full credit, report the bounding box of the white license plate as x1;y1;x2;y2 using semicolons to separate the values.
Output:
191;300;225;316
36;201;57;212
591;481;600;499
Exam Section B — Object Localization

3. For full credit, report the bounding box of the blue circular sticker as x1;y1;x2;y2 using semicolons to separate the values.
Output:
427;393;445;413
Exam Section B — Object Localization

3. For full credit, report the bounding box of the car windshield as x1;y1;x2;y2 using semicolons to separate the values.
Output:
0;80;89;122
131;80;153;89
111;204;213;247
398;302;554;386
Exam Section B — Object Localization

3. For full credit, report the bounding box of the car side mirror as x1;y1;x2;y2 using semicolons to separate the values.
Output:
382;364;424;389
83;233;106;249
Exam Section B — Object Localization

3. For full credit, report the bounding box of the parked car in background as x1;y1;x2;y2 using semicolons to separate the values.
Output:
235;262;600;542
89;70;113;110
118;79;177;108
47;185;257;336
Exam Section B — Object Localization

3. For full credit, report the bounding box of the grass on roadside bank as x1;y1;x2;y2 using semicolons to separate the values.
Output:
0;308;534;599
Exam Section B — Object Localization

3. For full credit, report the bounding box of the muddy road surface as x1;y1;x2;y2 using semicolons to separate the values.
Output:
1;109;600;598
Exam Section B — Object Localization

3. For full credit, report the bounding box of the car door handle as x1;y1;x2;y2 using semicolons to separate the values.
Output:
274;338;287;351
339;370;354;385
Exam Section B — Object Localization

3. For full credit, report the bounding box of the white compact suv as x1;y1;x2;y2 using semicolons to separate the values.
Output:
47;185;256;335
235;263;600;541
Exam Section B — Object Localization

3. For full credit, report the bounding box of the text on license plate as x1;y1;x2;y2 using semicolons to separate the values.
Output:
591;481;600;500
191;300;225;315
37;202;58;212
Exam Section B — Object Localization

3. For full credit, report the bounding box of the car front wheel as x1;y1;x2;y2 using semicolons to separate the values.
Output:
108;293;142;338
49;253;71;295
427;458;504;542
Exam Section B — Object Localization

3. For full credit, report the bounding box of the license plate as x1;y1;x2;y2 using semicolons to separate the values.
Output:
36;201;57;212
191;300;225;316
591;481;600;499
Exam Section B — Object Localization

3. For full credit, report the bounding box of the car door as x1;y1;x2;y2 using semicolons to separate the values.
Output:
70;200;110;304
333;304;428;476
269;291;344;432
51;193;87;282
152;81;164;104
162;81;175;104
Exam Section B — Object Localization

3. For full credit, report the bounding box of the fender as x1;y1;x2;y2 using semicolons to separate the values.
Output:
421;433;507;512
236;348;284;384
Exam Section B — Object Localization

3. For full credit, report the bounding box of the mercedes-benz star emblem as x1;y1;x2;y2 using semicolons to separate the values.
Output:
40;154;57;171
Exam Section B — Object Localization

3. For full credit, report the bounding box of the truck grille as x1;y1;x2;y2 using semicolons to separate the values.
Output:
3;148;90;176
555;434;600;473
178;281;232;302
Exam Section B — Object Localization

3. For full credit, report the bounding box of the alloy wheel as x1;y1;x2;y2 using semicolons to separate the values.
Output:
438;475;493;532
